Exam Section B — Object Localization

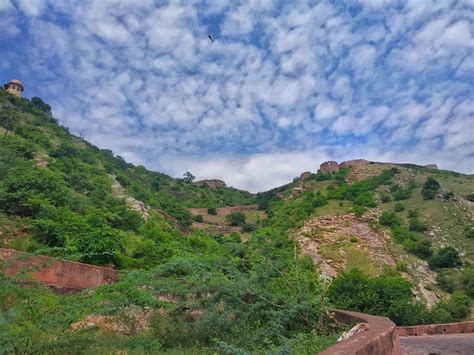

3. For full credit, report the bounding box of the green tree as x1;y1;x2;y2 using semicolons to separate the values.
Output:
182;171;195;183
421;177;440;200
379;211;401;227
225;212;246;226
429;247;462;269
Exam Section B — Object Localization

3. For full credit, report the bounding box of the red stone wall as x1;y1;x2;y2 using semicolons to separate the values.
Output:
321;309;401;355
397;321;474;337
0;248;118;292
339;159;369;169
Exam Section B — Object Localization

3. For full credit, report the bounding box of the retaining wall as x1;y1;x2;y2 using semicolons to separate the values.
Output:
397;321;474;337
0;248;118;293
320;309;401;355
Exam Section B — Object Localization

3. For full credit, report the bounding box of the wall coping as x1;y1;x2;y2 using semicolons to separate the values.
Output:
320;309;401;355
397;321;474;337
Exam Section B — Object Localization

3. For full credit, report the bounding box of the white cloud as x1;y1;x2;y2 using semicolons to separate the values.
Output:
1;0;472;190
17;0;45;17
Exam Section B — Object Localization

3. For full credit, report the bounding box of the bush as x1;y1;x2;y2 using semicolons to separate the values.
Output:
461;267;474;297
328;269;428;325
379;211;401;227
464;225;474;239
408;209;419;218
442;191;454;200
466;193;474;202
409;218;429;232
380;192;391;203
436;270;455;293
429;247;462;269
393;203;405;212
192;214;203;222
225;212;246;226
207;207;217;215
404;239;433;259
421;177;440;200
352;204;366;217
241;223;255;233
429;292;471;323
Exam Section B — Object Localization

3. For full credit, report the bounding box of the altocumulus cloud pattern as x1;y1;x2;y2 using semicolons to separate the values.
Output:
0;0;473;191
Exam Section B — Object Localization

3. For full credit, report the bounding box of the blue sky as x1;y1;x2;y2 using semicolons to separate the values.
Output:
1;0;473;192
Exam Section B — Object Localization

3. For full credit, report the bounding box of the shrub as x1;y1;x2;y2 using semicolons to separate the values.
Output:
429;292;471;323
207;207;217;215
461;267;474;297
421;177;440;200
408;209;418;218
409;218;429;232
379;211;401;227
393;203;405;212
225;212;246;226
192;214;203;222
352;204;366;217
380;192;391;203
466;193;474;202
464;225;474;239
442;191;454;200
436;270;455;293
241;223;255;233
429;247;462;269
350;236;358;243
404;239;433;259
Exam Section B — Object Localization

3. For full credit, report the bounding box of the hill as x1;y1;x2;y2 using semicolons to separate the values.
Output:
0;89;473;353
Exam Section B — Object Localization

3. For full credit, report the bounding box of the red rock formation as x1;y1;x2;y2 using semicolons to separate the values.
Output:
0;248;118;293
424;164;438;170
339;159;369;169
299;171;312;180
194;179;226;188
318;161;340;173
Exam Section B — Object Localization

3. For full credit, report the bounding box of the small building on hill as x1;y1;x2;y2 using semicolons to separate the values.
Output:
4;79;24;97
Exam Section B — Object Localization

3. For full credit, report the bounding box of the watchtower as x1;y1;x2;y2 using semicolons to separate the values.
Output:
4;79;24;97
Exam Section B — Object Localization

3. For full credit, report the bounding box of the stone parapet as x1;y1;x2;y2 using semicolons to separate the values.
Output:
320;309;401;355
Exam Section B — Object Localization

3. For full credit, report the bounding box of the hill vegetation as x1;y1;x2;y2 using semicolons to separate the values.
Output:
0;89;473;353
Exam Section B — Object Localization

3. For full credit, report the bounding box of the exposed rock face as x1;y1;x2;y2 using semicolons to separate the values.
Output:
424;164;438;170
299;171;312;180
194;179;226;188
109;175;150;219
318;160;340;173
339;159;369;169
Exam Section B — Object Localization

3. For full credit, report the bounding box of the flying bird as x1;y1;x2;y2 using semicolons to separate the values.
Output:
208;34;214;43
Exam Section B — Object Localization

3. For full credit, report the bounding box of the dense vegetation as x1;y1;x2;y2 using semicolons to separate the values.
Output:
0;89;473;353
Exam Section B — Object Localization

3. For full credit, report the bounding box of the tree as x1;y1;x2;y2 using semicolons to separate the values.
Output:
379;211;401;227
182;171;195;183
225;212;246;226
429;247;462;269
421;177;440;200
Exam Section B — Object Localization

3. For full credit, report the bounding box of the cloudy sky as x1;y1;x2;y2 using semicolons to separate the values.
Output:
1;0;473;191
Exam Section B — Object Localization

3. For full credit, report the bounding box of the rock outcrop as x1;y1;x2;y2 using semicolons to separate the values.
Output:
299;171;312;181
424;164;438;170
318;161;340;173
194;179;226;188
339;159;369;169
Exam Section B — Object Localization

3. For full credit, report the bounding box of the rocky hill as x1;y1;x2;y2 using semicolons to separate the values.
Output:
0;89;473;353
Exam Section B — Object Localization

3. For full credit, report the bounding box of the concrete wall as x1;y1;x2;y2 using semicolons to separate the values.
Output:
0;248;118;293
397;321;474;337
321;309;401;355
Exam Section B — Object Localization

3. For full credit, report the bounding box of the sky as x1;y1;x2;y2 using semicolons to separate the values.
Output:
1;0;473;192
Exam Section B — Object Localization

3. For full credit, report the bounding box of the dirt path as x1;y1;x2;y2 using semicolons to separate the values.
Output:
400;334;474;354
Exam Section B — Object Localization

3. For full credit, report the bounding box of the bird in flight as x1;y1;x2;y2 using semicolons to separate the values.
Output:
208;34;215;43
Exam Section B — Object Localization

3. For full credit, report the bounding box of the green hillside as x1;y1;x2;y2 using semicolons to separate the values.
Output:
0;89;473;354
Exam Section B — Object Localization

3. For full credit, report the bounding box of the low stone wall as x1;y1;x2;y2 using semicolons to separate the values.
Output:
397;321;474;337
0;248;118;293
320;309;401;355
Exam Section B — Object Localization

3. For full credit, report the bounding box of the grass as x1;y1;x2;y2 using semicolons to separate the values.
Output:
345;246;377;276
